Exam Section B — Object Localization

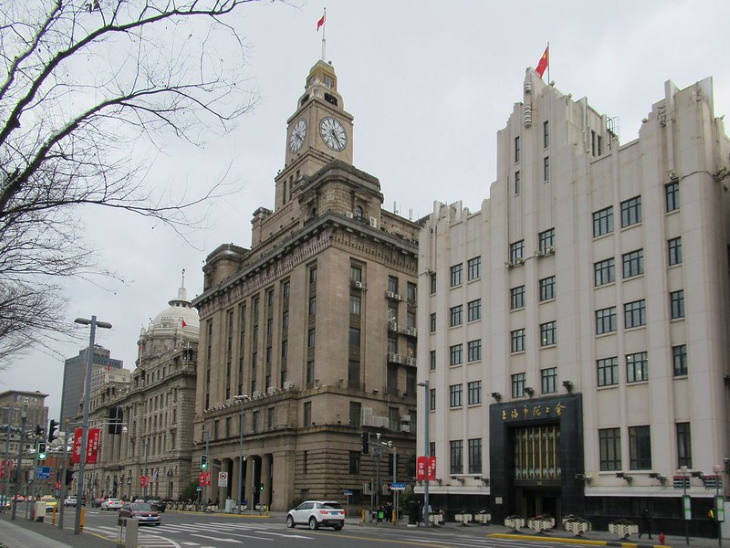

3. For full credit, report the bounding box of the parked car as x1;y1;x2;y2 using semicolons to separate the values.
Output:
147;499;166;513
63;496;77;507
101;498;123;511
118;502;161;526
286;500;344;530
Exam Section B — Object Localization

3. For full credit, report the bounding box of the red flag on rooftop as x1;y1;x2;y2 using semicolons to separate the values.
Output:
536;44;549;78
317;12;326;31
182;319;187;328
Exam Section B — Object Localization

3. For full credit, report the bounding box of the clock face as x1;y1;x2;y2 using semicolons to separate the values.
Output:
319;116;347;151
289;119;307;153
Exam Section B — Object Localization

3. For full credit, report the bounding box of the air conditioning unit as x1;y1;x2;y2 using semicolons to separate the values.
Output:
385;290;402;301
352;280;363;289
283;381;297;391
400;424;411;433
252;391;261;398
362;482;372;495
369;216;378;228
405;327;417;337
345;211;354;219
388;320;398;332
406;357;417;367
267;386;277;396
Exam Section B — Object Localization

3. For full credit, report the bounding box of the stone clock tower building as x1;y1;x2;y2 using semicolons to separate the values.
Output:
192;60;420;512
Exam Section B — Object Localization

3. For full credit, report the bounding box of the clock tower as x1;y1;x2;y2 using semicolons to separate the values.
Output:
274;60;354;209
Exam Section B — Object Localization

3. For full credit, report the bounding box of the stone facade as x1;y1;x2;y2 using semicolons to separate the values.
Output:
192;60;419;512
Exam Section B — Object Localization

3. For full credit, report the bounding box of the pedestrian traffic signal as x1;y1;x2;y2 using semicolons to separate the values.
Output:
65;470;74;485
48;419;59;443
259;483;264;492
38;442;47;460
200;455;208;470
361;432;370;454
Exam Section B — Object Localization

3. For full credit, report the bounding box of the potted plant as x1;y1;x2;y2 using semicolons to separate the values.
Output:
562;514;591;536
527;514;555;533
608;519;638;538
504;514;525;531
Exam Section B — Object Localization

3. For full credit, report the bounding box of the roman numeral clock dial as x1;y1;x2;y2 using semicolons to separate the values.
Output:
289;118;307;153
319;116;347;151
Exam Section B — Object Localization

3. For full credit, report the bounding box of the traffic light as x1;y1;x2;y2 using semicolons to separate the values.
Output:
259;483;264;492
200;455;208;470
65;470;74;486
38;442;47;460
361;432;370;454
35;425;43;437
48;419;59;443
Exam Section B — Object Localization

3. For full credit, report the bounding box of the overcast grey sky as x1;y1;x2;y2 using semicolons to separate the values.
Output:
2;0;728;423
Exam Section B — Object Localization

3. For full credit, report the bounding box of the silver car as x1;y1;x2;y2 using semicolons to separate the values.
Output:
286;500;345;530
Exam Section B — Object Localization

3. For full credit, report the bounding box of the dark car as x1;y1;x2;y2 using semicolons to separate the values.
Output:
148;499;166;512
118;501;161;526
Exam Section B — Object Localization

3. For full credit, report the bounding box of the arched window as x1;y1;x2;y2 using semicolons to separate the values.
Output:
354;206;364;220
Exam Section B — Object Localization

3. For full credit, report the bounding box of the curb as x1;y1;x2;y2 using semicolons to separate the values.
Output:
487;532;671;548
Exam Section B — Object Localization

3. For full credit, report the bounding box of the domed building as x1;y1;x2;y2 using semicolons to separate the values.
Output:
88;274;199;503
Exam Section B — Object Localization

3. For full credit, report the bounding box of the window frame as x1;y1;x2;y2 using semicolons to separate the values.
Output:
665;180;680;212
449;344;463;366
449;384;463;408
595;307;617;335
539;321;557;347
594;258;615;287
467;339;482;362
629;425;652;470
538;228;555;254
599;427;622;471
622;249;644;279
541;367;557;394
597;356;619;387
449;305;463;327
511;372;526;398
668;237;682;266
450;264;463;287
510;286;525;310
509;240;525;263
620;195;642;228
672;344;688;376
624;299;646;329
626;351;648;383
670;290;685;320
467;256;481;281
467;299;481;322
510;328;526;353
592;206;614;237
539;276;555;302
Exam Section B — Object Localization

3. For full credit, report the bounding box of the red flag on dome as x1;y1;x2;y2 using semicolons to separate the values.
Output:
317;12;325;31
181;319;188;328
536;44;549;78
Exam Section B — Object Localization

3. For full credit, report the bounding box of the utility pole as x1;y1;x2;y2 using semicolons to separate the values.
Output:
11;399;28;520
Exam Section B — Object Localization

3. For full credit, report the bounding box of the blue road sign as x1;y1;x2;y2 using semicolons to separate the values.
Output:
36;466;51;480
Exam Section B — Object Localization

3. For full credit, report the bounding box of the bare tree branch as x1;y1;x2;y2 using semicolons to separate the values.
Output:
0;0;279;365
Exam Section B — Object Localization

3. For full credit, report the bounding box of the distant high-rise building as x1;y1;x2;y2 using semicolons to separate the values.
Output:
60;345;122;425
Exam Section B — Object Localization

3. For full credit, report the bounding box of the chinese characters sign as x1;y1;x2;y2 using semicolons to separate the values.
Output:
71;427;101;464
416;456;436;481
501;402;566;422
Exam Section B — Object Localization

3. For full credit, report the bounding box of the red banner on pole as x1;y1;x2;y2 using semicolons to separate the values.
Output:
140;475;149;487
71;427;101;464
416;456;426;481
427;456;437;481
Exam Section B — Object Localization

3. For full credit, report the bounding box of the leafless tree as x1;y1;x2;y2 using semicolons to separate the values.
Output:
0;0;274;364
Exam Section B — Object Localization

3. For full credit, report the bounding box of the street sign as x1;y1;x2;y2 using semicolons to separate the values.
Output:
390;482;406;491
343;490;353;496
218;471;229;487
36;466;51;480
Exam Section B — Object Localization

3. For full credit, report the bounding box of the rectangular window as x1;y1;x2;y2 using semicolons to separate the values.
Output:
429;313;436;332
430;273;437;294
349;451;361;474
509;240;524;263
541;367;557;394
540;321;556;346
350;265;361;282
594;258;615;286
597;356;619;386
468;438;482;474
672;344;688;376
350;294;361;315
599;428;621;471
467;339;481;362
629;425;652;470
538;228;555;254
515;170;521;196
622;249;644;278
349;327;361;347
308;296;316;316
539;276;555;301
510;329;525;353
430;350;436;371
449;344;463;366
514;136;521;163
467;381;481;405
676;422;692;468
307;328;316;347
449;384;463;408
467;299;481;322
510;286;525;310
620;196;642;227
349;401;362;427
665;180;680;212
450;264;463;287
595;307;617;335
449;305;463;327
511;372;526;398
407;282;417;303
624;300;646;329
593;206;614;237
450;440;464;475
388;275;398;294
303;402;312;426
626;351;648;383
543;156;550;182
429;388;436;411
670;290;685;319
467;256;481;281
543;120;549;148
668;237;682;266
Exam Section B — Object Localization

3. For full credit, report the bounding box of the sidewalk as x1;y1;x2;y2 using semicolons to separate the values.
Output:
346;513;724;548
0;511;116;548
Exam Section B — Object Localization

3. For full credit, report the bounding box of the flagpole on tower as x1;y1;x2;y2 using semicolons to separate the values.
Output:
318;8;327;60
546;42;551;83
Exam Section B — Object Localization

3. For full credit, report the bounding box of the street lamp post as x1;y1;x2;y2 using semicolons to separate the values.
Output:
713;464;724;547
73;315;112;534
233;395;250;513
417;380;430;526
10;399;28;521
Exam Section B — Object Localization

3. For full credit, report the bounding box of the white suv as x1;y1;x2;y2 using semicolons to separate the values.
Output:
286;500;345;530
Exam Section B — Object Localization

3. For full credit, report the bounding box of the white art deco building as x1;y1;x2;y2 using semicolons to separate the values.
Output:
417;69;730;536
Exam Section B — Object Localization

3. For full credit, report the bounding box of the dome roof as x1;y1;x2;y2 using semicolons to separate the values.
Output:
149;285;199;330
